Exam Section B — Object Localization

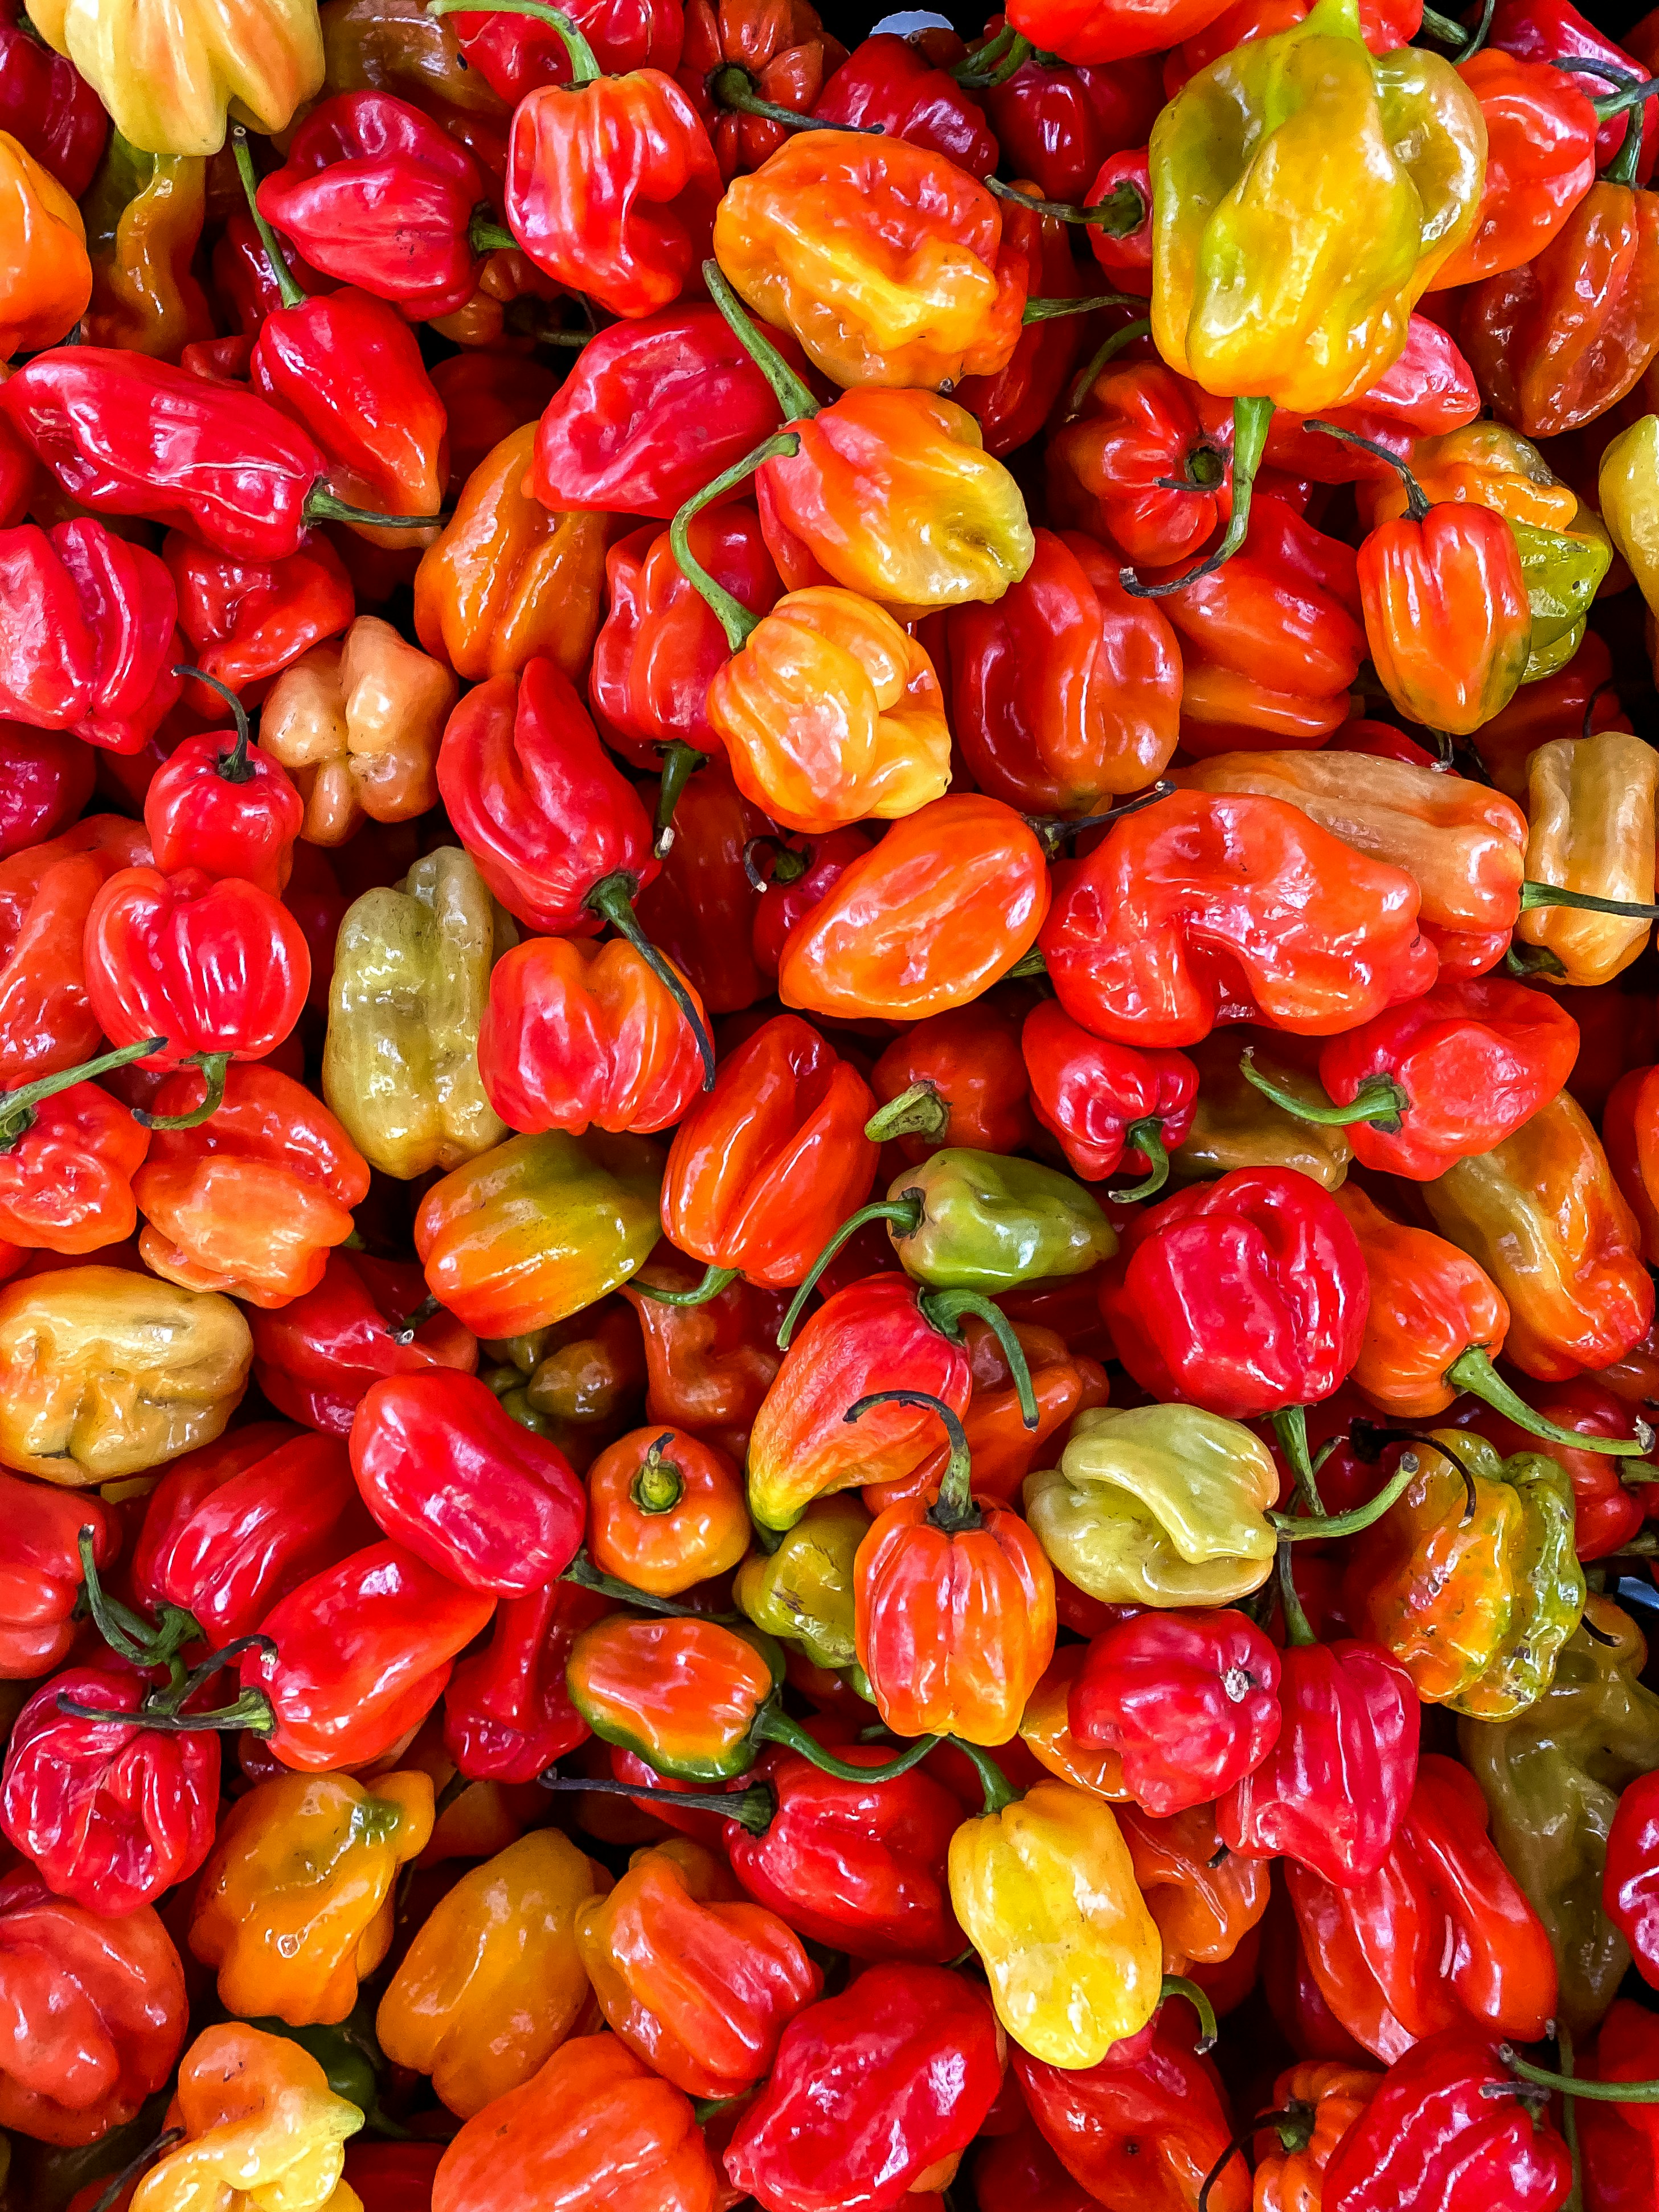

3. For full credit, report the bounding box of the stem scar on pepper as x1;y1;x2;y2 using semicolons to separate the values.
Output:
1119;396;1273;597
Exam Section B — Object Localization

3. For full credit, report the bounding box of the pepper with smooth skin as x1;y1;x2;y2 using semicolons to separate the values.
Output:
867;1005;1037;1167
735;1494;870;1673
444;1578;609;1784
81;129;212;359
142;692;303;901
247;1248;478;1436
0;0;106;198
1067;1608;1282;1815
0;519;183;759
587;1424;748;1596
0;130;90;359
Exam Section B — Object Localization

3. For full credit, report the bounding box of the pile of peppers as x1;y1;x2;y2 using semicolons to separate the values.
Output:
8;0;1659;2204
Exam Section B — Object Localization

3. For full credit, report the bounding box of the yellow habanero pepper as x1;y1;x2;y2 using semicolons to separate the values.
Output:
130;2023;362;2212
1515;728;1659;986
1600;415;1659;630
948;1761;1162;2069
190;1769;434;2027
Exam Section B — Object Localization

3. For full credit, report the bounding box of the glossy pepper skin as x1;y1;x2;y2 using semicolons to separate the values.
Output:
715;130;1025;390
1459;1597;1659;2038
1287;1754;1558;2062
1119;1797;1271;1971
1101;1167;1369;1420
1150;0;1485;411
1023;1002;1197;1191
575;1836;818;2097
378;1828;608;2118
0;518;183;757
0;817;150;1088
952;1776;1162;2069
444;1578;608;1784
240;1541;495;1773
868;1005;1035;1168
131;2022;364;2212
1432;51;1599;286
431;2034;720;2212
1316;974;1580;1181
736;1495;869;1672
1605;1765;1659;1990
1336;1187;1519;1424
1042;790;1436;1048
1025;1403;1280;1608
0;726;95;861
1068;1608;1281;1815
661;1013;876;1290
350;1370;584;1599
1321;2030;1573;2212
0;0;106;198
1047;363;1234;568
779;793;1050;1024
1515;729;1659;987
1219;1636;1420;1886
0;1868;185;2147
587;1424;748;1595
248;1248;478;1437
864;1147;1117;1297
164;531;354;714
189;1767;433;2025
1424;1088;1654;1381
940;527;1183;812
1358;492;1533;738
724;1962;1004;2212
143;721;304;899
81;128;214;361
566;1612;782;1783
0;1476;113;1677
0;1079;148;1256
414;1129;665;1339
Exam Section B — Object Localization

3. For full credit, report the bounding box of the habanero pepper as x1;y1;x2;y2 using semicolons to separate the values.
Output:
867;1003;1036;1166
1117;1799;1271;1974
0;817;150;1089
587;1423;749;1595
0;0;106;199
0;129;90;360
0;1066;149;1256
444;1577;609;1783
163;530;356;712
633;759;772;1017
1023;1001;1196;1197
811;31;997;173
0;1474;114;1679
1515;727;1659;987
142;689;303;901
247;1247;478;1436
0;518;183;758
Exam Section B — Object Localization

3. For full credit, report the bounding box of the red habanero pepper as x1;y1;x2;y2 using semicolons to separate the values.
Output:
242;1541;495;1772
133;1423;368;1648
1320;2029;1574;2212
1605;1062;1659;1262
1607;1765;1659;1990
1041;790;1437;1047
866;1005;1037;1166
621;1257;786;1447
429;352;559;494
955;190;1089;460
444;1577;609;1783
812;33;998;174
532;304;803;519
0;1074;149;1255
675;0;847;183
975;2113;1101;2212
1083;145;1154;294
0;726;95;861
1022;1000;1196;1197
980;26;1163;204
749;825;874;984
350;1370;585;1599
1100;1168;1369;1420
1286;1754;1558;2062
1257;316;1482;484
247;1247;478;1436
1485;0;1657;179
724;1963;1003;2211
1430;51;1600;288
0;1476;114;1679
1067;1608;1283;1817
163;532;355;711
0;816;151;1088
211;210;334;341
1003;0;1242;65
454;0;684;103
1048;362;1234;567
0;519;183;757
940;528;1182;813
0;0;106;199
1579;1999;1659;2212
633;760;772;1015
142;684;304;899
255;92;491;321
657;1013;878;1302
1476;1377;1652;1558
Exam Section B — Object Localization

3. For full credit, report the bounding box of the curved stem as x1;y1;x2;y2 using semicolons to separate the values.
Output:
1160;1973;1219;2054
1447;1347;1655;1457
865;1080;949;1145
173;666;253;782
1239;1046;1409;1131
1021;290;1142;323
700;260;819;423
1500;2046;1659;2102
1271;1406;1323;1517
776;1197;924;1350
707;63;883;137
1519;880;1659;920
583;871;715;1091
744;835;809;892
76;1528;200;1669
1023;780;1174;858
1277;1538;1317;1647
0;1035;163;1152
425;0;600;84
988;173;1146;234
1110;1119;1169;1203
303;489;447;531
953;24;1033;85
1064;317;1152;421
632;1263;740;1308
654;739;707;856
89;2126;187;2212
920;1288;1039;1431
561;1549;738;1619
58;1687;275;1735
668;431;798;653
230;125;303;309
1002;947;1047;981
752;1703;940;1781
469;215;517;254
951;1735;1017;1814
1418;0;1494;55
1588;71;1659;117
133;1050;230;1130
540;1770;775;1834
846;1388;977;1531
1121;396;1272;599
1272;1452;1420;1541
386;1291;440;1346
1307;419;1430;518
632;1435;683;1515
1505;939;1567;980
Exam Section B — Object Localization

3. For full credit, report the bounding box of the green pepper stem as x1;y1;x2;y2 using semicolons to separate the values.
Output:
1021;290;1143;323
1271;1406;1324;1517
1306;419;1431;519
468;214;517;255
425;0;600;84
88;2126;187;2212
59;1686;276;1736
230;125;304;309
133;1050;231;1130
1500;2045;1659;2102
1110;1119;1170;1204
1064;318;1152;421
1548;58;1656;179
1272;1452;1420;1541
691;2094;743;2126
1121;396;1272;598
539;1770;776;1834
707;64;884;137
1277;1537;1317;1646
952;23;1032;85
386;1291;441;1346
776;1195;925;1350
583;870;716;1091
920;1288;1041;1431
1586;71;1659;119
302;489;447;532
1447;1347;1655;1457
744;835;810;892
846;1388;977;1531
1160;1974;1219;2054
0;1035;163;1152
632;1264;740;1308
76;1528;201;1670
1240;1045;1409;1132
700;259;820;424
173;665;254;783
1505;939;1568;979
654;739;708;856
752;1704;941;1781
1418;0;1494;55
560;1549;739;1619
988;173;1146;235
952;1735;1018;1815
1519;880;1659;920
667;430;799;653
632;1436;683;1515
865;1080;949;1145
1002;947;1047;980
